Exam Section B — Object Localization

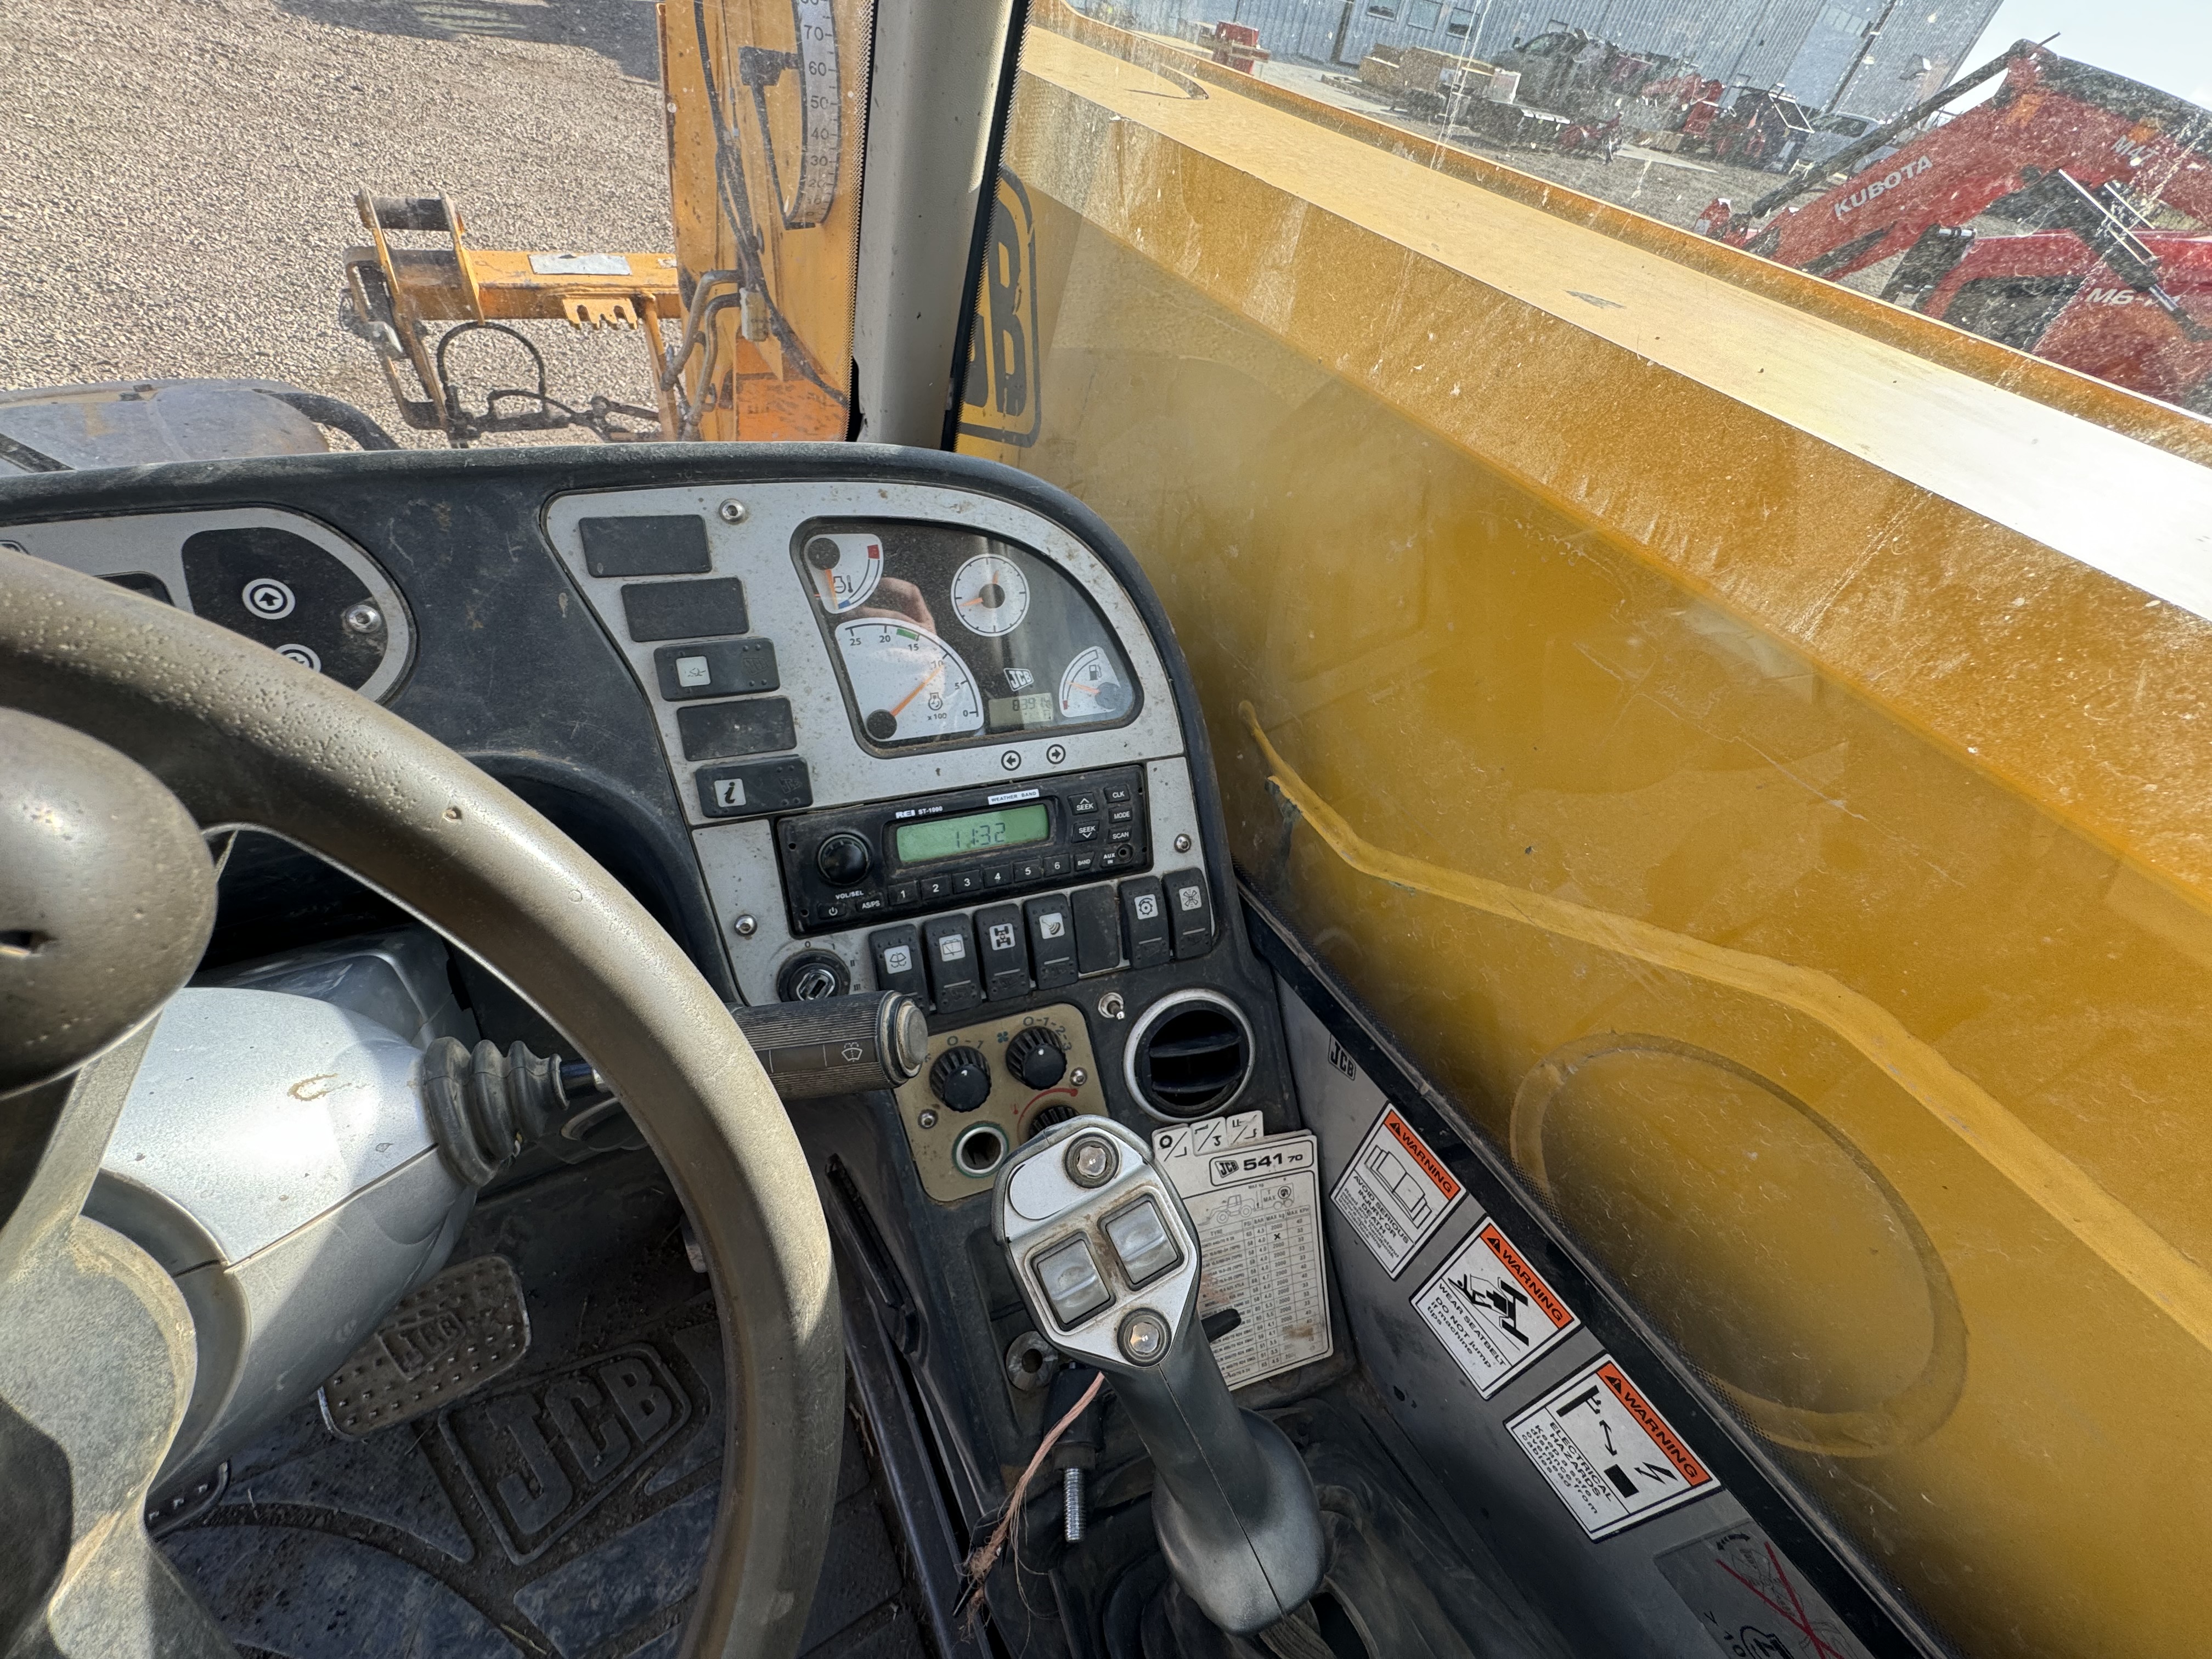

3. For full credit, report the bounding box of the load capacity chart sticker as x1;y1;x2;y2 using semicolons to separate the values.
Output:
1161;1122;1332;1390
1412;1217;1579;1397
1330;1105;1463;1276
1507;1356;1718;1539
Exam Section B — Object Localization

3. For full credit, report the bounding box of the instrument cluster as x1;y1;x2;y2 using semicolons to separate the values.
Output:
798;522;1138;752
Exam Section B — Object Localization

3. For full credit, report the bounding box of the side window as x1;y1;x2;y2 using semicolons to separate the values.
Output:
966;5;2212;1657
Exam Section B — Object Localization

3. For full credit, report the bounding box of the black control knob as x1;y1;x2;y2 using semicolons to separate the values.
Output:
929;1046;994;1113
815;832;872;885
1005;1027;1068;1091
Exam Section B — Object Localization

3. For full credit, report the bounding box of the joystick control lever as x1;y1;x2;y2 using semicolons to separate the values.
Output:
994;1119;1324;1634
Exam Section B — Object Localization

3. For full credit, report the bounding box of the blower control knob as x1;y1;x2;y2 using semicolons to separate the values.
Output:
929;1046;994;1112
1005;1026;1068;1091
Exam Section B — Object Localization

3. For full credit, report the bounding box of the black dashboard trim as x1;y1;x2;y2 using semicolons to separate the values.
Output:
0;443;1248;1000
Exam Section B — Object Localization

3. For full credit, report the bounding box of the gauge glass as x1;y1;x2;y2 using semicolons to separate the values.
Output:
804;531;884;613
950;551;1031;637
836;619;985;744
1058;644;1131;722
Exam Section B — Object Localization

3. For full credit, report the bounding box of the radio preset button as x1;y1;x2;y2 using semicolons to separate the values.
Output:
952;869;984;895
920;874;952;901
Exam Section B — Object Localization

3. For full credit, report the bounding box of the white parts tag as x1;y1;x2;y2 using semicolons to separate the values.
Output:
1507;1357;1718;1539
1412;1216;1579;1398
1330;1105;1463;1276
1157;1119;1332;1390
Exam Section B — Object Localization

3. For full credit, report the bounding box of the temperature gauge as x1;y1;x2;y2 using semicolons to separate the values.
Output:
950;552;1031;636
804;532;884;613
836;619;984;745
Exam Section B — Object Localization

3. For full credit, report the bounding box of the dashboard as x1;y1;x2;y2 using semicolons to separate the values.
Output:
0;445;1291;1205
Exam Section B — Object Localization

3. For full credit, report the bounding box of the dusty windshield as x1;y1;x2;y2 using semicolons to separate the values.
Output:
0;0;867;467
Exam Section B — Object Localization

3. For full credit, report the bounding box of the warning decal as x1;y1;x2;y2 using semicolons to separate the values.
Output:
1507;1356;1717;1539
1412;1217;1579;1397
1656;1521;1876;1659
1331;1105;1463;1276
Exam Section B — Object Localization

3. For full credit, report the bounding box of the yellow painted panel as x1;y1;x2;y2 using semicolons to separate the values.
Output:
967;26;2212;1657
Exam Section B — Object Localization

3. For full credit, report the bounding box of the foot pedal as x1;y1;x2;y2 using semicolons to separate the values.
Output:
318;1254;530;1440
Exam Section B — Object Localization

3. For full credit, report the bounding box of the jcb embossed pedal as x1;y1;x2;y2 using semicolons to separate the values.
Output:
318;1254;531;1439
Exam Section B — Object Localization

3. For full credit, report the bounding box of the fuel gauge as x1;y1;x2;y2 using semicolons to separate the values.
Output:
1058;644;1131;722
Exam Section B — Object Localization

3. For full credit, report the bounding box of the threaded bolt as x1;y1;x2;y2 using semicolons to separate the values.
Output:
1063;1468;1085;1543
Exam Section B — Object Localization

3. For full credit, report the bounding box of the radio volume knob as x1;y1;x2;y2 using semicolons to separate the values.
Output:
815;832;873;885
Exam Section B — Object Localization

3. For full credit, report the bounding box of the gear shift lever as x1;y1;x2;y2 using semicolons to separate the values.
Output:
995;1118;1325;1634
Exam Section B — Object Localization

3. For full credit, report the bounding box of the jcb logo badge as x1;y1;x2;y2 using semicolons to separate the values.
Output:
442;1345;691;1562
960;168;1042;448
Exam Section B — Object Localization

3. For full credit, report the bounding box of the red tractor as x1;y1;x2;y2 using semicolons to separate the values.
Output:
1696;42;2212;413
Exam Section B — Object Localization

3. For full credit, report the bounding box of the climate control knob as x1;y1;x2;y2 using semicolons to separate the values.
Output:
815;832;873;885
1005;1027;1068;1091
928;1046;994;1112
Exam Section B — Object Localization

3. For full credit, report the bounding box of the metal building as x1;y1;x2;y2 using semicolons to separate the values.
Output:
1109;0;2002;123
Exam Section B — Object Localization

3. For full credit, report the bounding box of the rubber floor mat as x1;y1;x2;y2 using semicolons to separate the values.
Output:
162;1154;931;1659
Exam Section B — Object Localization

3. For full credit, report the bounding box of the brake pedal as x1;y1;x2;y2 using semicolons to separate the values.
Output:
318;1254;530;1439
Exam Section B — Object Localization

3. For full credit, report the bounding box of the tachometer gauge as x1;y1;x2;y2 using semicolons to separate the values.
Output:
1058;645;1130;721
804;531;884;613
950;551;1031;637
836;619;985;744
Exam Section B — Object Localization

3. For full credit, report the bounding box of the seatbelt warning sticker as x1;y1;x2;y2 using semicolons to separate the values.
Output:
1164;1124;1333;1390
1412;1217;1579;1397
1508;1357;1718;1539
1331;1106;1463;1276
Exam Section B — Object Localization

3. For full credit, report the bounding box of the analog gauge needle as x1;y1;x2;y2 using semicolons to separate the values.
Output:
888;659;945;719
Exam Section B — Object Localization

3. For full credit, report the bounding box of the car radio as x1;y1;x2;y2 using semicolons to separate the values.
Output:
775;766;1151;934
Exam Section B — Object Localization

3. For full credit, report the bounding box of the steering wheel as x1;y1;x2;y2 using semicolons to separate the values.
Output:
0;544;842;1658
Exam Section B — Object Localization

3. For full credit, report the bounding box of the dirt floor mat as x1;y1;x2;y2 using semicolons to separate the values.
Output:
162;1154;930;1659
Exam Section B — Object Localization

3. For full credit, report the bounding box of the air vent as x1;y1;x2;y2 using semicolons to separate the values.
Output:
1126;992;1253;1120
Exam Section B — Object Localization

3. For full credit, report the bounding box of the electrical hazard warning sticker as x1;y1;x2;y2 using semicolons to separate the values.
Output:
1507;1356;1718;1539
1412;1217;1579;1397
1331;1105;1463;1276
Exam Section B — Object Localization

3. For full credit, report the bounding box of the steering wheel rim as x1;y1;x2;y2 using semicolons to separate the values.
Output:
0;544;842;1659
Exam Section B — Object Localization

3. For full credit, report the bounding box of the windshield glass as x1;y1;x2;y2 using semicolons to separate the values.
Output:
0;0;869;467
961;3;2212;1656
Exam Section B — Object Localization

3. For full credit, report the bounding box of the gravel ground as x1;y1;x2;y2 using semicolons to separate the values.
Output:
0;0;672;445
